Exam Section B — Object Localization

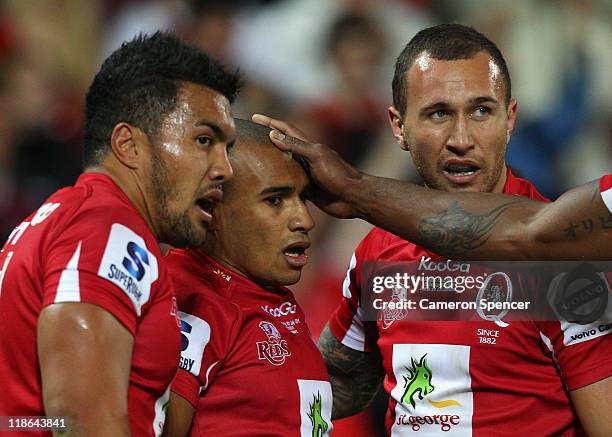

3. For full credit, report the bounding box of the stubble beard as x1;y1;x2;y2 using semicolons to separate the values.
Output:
150;149;206;248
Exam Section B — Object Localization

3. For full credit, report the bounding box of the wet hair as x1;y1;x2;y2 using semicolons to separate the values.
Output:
83;31;242;167
392;23;511;117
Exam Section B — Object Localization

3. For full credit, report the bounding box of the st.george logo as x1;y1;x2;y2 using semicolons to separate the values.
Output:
308;392;329;437
401;354;461;410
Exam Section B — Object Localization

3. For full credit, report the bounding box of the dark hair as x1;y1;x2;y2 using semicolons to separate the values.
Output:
392;24;511;117
234;118;273;147
83;31;241;167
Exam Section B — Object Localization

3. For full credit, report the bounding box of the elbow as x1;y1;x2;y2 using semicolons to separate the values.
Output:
43;393;129;435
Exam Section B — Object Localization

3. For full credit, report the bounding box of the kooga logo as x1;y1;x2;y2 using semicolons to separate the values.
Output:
418;256;470;273
261;301;297;317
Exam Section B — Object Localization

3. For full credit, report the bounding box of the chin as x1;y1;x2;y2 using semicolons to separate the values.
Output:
277;272;302;287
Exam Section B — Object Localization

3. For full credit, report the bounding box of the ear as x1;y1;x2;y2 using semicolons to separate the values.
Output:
505;99;518;144
110;122;146;169
388;106;409;151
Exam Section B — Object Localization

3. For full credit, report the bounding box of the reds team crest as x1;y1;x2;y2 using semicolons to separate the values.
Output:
256;321;291;366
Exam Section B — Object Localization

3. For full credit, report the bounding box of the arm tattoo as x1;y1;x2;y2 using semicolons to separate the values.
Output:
417;200;524;255
318;325;384;419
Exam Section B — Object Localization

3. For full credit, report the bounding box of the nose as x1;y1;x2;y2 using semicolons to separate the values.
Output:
208;144;233;183
446;114;474;155
288;201;315;233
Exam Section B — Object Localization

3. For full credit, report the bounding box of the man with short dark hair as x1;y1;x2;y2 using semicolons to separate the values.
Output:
0;32;240;436
255;24;611;436
163;119;332;437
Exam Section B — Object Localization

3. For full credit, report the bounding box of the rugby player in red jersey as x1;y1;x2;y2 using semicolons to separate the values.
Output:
0;33;239;436
254;24;611;436
163;119;332;437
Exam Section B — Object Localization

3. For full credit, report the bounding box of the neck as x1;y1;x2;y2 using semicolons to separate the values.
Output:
492;164;508;193
85;161;159;238
199;247;283;293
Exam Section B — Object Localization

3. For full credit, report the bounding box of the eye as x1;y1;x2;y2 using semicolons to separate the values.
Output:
473;106;490;117
196;136;213;147
264;196;282;207
430;110;448;120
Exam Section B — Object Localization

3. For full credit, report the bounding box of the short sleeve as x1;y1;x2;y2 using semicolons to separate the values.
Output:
329;233;379;353
170;289;241;407
538;273;612;390
43;209;160;335
600;174;612;213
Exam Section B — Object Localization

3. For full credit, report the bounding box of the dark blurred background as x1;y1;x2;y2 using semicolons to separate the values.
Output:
1;1;610;435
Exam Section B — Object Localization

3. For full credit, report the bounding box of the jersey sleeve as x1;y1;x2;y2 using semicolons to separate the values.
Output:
600;174;612;213
43;208;160;335
171;293;241;408
537;272;612;390
328;230;380;352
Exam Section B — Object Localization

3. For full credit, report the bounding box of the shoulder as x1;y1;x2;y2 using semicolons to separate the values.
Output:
356;227;429;262
167;250;241;325
504;171;550;202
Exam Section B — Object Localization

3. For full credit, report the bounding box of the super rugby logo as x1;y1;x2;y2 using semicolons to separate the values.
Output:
256;321;291;366
107;241;149;302
98;224;157;315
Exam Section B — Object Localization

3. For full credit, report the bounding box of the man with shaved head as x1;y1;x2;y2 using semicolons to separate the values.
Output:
256;24;610;435
163;119;332;437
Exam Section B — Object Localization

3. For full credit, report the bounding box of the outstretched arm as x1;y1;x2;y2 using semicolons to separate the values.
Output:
253;114;611;260
341;174;610;260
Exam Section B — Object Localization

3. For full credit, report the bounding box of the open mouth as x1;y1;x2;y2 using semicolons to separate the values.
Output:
443;161;481;184
195;187;223;222
282;241;311;267
444;162;479;176
196;197;214;215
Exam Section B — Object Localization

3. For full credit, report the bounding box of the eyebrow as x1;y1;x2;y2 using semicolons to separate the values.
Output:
468;96;499;105
420;96;499;114
194;119;229;140
259;186;294;196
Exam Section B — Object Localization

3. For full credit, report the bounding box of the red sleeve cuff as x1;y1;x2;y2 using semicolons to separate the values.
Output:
171;368;201;408
564;360;612;391
43;272;138;335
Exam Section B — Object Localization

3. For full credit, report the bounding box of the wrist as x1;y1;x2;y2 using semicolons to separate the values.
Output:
341;171;370;219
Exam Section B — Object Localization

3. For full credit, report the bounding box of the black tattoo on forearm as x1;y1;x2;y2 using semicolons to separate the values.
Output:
417;201;523;255
565;214;612;238
318;325;384;419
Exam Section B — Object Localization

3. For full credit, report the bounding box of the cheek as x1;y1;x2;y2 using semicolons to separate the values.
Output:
409;144;438;173
476;123;508;162
228;212;277;261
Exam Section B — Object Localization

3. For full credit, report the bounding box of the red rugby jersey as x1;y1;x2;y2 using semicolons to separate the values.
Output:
0;173;180;437
330;170;612;436
601;174;612;213
166;249;332;437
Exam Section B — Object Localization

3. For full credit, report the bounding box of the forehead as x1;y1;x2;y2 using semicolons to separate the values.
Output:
164;82;234;132
228;144;308;195
406;51;504;106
